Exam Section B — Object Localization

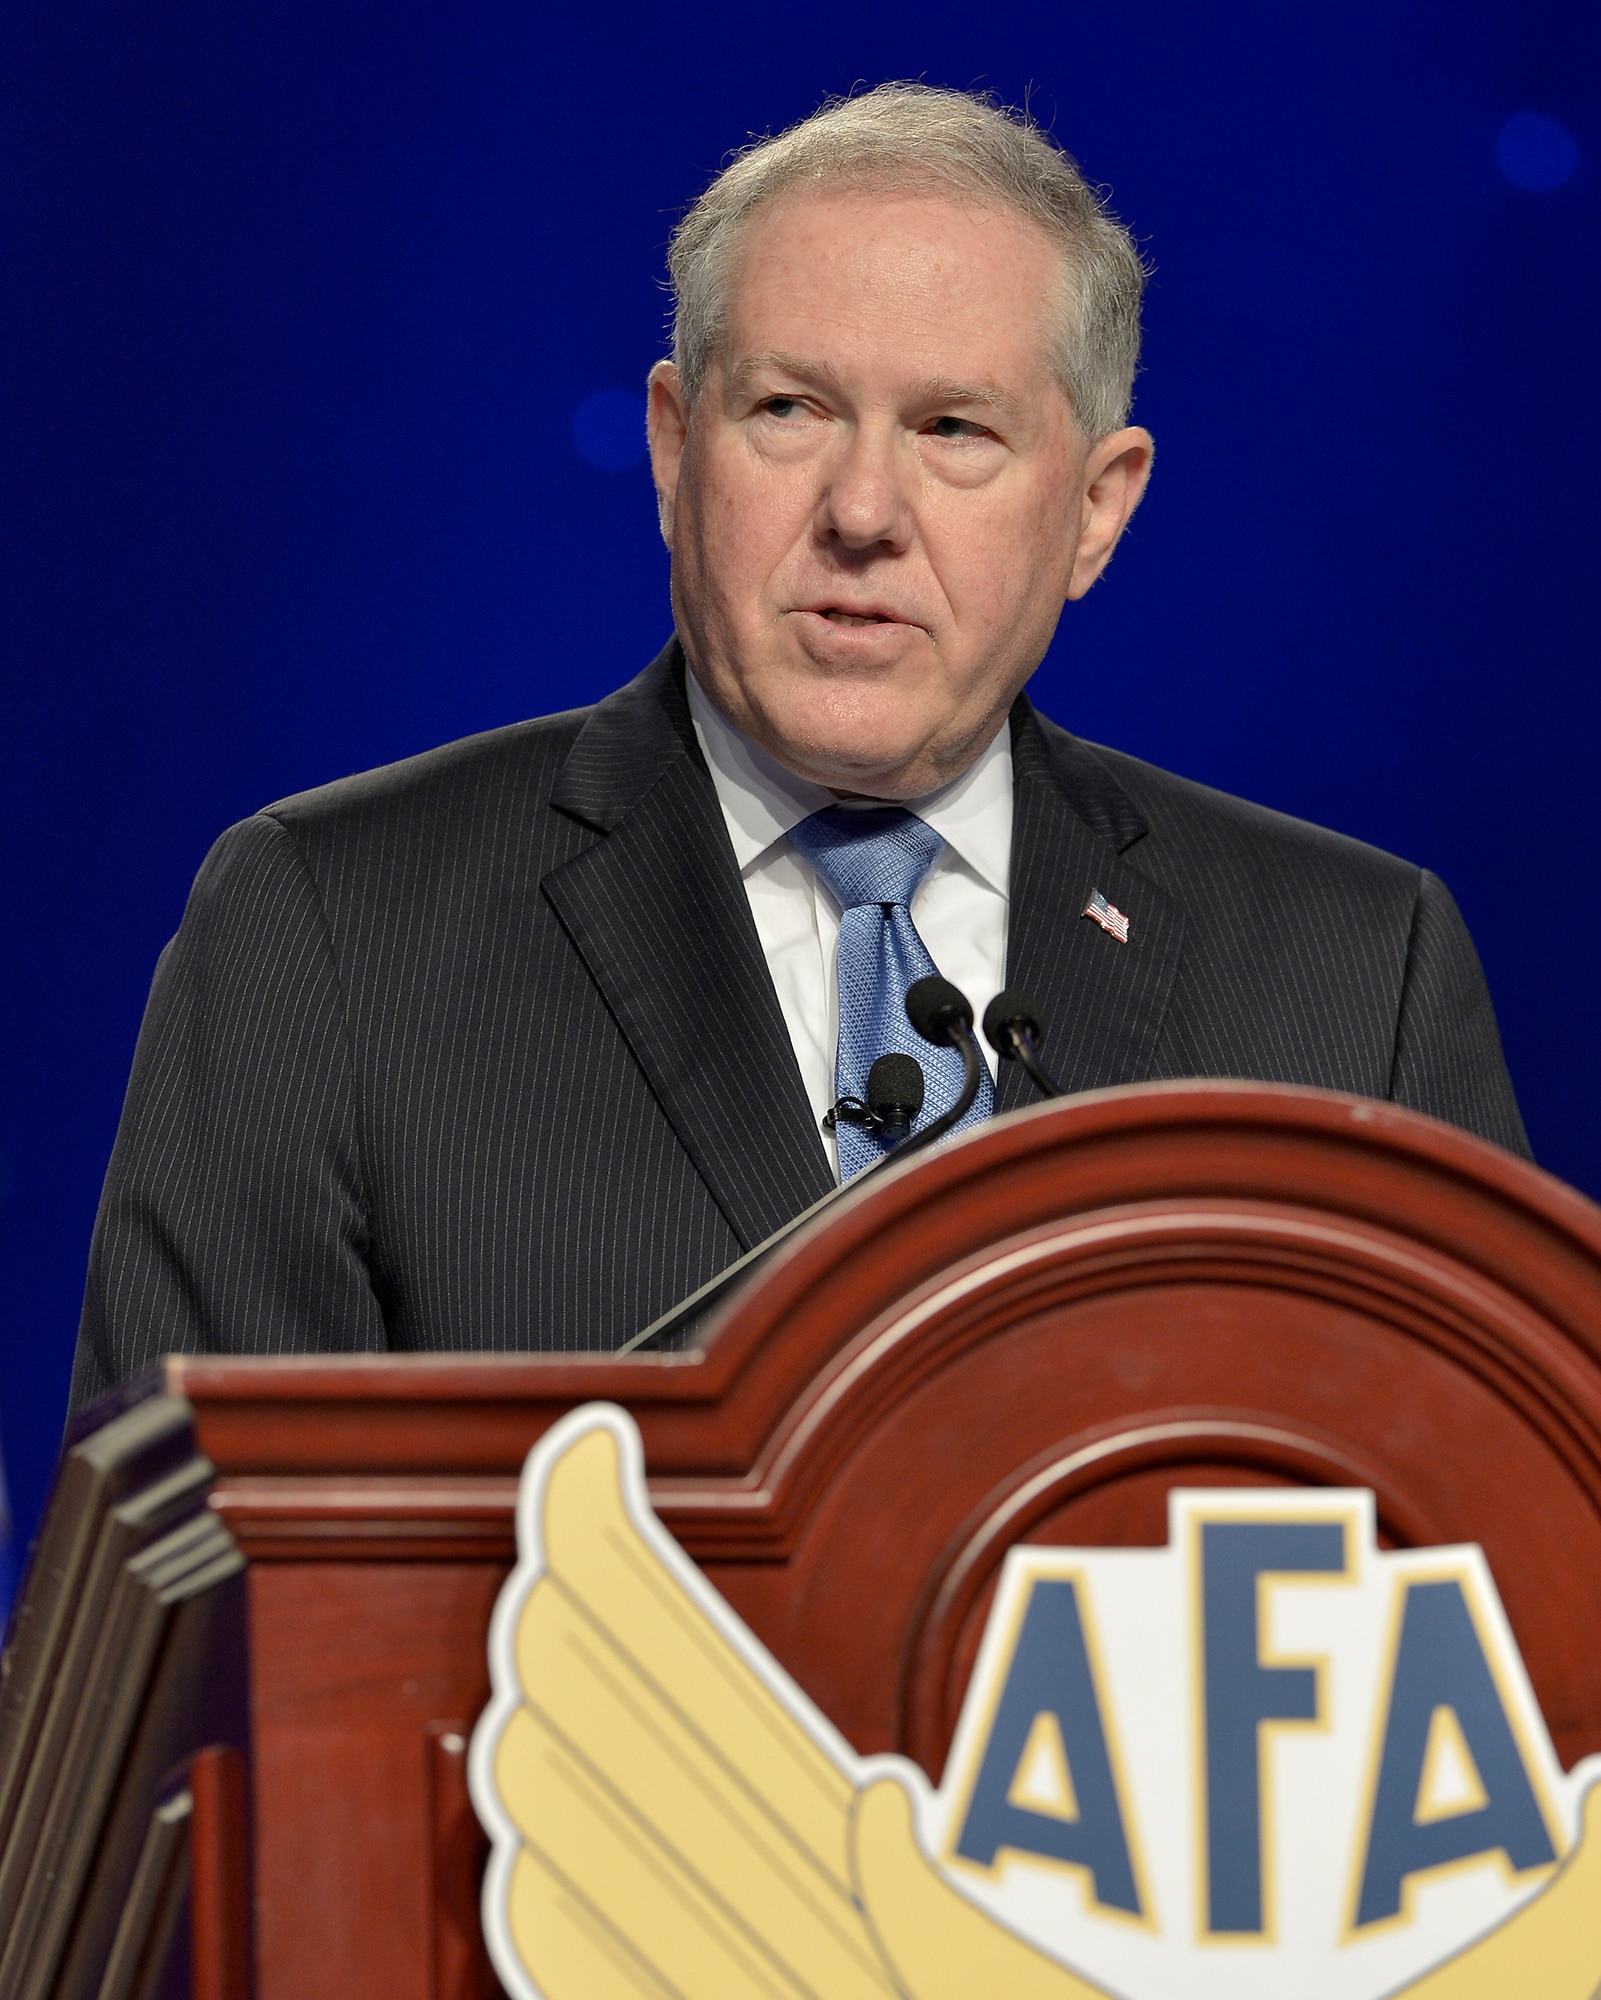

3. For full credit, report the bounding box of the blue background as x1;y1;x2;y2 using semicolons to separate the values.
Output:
2;1;1596;1558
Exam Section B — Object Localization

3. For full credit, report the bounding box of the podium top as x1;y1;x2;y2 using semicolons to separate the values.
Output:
163;1081;1601;1486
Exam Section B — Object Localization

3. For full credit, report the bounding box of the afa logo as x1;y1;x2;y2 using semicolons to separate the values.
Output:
469;1405;1601;2000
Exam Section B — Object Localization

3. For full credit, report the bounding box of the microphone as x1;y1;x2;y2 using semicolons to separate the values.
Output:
896;976;985;1157
905;975;973;1048
866;1051;925;1139
824;1052;926;1144
981;987;1064;1099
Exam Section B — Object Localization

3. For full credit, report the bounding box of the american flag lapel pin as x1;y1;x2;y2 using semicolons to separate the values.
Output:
1083;888;1131;944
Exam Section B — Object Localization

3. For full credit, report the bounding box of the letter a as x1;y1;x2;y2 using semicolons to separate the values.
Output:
1355;1578;1558;1927
953;1578;1141;1914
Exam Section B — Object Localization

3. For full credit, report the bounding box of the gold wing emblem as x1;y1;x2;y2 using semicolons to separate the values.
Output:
1385;1780;1601;2000
486;1411;896;2000
472;1406;1601;2000
850;1774;1116;1998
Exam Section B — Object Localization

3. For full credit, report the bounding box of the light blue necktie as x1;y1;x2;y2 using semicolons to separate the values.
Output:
788;805;995;1180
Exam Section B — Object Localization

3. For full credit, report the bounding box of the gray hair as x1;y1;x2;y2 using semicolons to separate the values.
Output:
666;83;1147;438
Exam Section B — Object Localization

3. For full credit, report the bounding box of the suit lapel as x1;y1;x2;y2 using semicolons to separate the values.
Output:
997;700;1186;1113
543;645;833;1249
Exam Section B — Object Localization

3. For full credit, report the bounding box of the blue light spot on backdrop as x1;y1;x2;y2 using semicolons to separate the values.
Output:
572;389;648;471
1496;112;1580;192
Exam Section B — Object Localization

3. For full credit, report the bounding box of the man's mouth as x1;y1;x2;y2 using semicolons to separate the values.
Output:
792;601;927;639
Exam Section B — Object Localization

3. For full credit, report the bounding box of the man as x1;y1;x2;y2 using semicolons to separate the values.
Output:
71;84;1526;1405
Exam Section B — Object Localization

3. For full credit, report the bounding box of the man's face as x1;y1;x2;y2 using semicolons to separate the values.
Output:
647;186;1153;799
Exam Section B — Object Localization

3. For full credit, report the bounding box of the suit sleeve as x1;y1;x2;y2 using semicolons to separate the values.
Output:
1388;870;1531;1159
71;813;387;1408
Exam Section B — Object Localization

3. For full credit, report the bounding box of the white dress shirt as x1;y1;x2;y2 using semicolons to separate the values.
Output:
686;672;1013;1178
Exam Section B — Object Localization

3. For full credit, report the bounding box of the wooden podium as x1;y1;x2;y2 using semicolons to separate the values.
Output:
128;1084;1601;1995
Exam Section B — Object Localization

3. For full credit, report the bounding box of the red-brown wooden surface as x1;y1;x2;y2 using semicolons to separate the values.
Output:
189;1743;251;2000
168;1082;1601;2000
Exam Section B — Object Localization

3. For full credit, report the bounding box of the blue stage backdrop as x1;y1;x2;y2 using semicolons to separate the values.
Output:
1;1;1596;1559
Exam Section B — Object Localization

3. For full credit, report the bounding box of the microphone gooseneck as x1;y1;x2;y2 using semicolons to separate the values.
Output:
614;1182;837;1354
617;1051;933;1355
895;977;984;1159
616;985;980;1357
981;987;1064;1099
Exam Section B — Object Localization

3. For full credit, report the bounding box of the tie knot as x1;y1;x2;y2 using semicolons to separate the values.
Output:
787;806;945;912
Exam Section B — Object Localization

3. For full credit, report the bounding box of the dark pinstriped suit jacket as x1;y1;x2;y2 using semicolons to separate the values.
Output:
71;640;1529;1405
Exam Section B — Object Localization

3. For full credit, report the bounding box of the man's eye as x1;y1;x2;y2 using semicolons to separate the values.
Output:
763;396;806;419
927;415;989;440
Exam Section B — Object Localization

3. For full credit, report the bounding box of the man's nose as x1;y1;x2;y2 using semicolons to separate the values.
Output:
814;423;913;554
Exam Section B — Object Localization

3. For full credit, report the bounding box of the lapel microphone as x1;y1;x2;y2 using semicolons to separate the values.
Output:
865;1052;925;1139
825;1052;927;1142
981;988;1064;1099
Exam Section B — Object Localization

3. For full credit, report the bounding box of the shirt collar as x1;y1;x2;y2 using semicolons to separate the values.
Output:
687;669;1013;898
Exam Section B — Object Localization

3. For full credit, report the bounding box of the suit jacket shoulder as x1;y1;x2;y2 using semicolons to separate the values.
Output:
1016;703;1529;1156
72;645;831;1406
1031;710;1418;904
256;704;593;874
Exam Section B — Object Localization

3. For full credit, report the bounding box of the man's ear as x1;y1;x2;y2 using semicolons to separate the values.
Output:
1066;426;1155;600
646;360;690;548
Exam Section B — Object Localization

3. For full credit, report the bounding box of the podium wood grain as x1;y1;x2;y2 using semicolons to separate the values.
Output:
168;1082;1601;2000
